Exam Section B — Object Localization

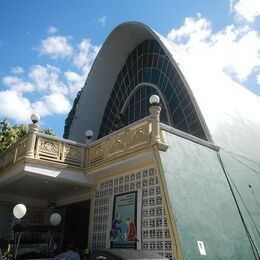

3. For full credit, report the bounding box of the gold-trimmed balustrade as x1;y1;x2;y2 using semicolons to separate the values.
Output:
0;103;164;173
0;132;87;172
0;135;28;171
88;117;152;167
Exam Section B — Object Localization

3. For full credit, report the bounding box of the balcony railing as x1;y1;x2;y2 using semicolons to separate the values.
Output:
0;135;28;171
0;133;87;172
88;117;152;167
0;104;163;173
35;133;87;167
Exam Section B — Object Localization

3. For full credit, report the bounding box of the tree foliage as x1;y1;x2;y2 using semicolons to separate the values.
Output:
63;89;82;139
0;118;27;154
0;118;56;154
40;127;56;136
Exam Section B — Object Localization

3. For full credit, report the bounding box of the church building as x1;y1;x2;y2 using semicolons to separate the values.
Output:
0;22;259;260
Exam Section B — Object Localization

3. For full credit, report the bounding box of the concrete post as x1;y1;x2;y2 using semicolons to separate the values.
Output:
25;123;38;158
149;105;161;143
85;130;94;168
85;138;93;145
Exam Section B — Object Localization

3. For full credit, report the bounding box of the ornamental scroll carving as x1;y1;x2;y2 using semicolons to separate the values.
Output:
64;145;81;162
107;135;125;157
88;120;152;166
0;134;87;174
89;143;106;162
38;138;59;159
127;122;151;149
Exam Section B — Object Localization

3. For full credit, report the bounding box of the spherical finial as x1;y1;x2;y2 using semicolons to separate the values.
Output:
50;213;62;226
13;204;27;219
31;113;40;124
85;129;94;139
149;95;160;105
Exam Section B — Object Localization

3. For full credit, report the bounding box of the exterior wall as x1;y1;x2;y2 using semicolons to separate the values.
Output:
218;150;260;255
159;130;257;259
89;167;175;259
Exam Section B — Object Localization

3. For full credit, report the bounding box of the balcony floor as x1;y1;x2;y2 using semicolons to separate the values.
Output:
0;160;92;206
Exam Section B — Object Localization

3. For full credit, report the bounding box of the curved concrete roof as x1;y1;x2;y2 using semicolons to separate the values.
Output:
69;22;260;162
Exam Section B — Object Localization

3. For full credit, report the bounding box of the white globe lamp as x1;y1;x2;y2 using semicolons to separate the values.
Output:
50;213;62;226
149;95;160;105
13;204;27;219
85;129;94;139
31;113;40;124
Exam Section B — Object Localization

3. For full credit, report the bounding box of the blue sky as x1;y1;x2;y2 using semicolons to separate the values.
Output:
0;0;260;137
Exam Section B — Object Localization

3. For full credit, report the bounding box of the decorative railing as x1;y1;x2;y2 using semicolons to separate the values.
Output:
0;103;163;173
35;133;86;167
0;135;28;171
0;133;87;173
88;117;152;167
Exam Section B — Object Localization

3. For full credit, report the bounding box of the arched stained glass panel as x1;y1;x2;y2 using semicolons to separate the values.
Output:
98;39;207;141
123;85;169;125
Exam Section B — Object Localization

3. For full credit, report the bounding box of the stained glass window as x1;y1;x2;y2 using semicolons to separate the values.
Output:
98;39;207;141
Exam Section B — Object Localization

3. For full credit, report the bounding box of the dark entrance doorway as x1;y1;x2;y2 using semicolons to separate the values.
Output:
63;200;90;249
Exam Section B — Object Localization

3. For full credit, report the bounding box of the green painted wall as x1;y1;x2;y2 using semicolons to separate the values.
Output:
159;131;259;259
218;150;260;256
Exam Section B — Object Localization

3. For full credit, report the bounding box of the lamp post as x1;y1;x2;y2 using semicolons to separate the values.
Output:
149;95;161;143
48;213;62;254
12;204;27;258
25;114;40;158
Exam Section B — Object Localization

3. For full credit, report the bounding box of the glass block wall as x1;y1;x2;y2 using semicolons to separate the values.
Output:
91;168;175;260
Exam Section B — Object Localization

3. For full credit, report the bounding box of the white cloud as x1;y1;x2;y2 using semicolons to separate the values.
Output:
48;26;58;34
98;16;107;27
33;93;71;116
31;100;51;118
0;64;73;122
65;71;85;94
231;0;260;22
0;32;101;125
168;14;211;43
73;38;100;75
11;66;24;74
3;76;34;92
38;36;73;59
29;64;68;94
0;89;71;122
167;15;260;83
0;90;32;122
0;91;72;122
43;93;71;114
164;16;260;131
257;74;260;84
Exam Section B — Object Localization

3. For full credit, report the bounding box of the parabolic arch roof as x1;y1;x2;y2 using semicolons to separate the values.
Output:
68;22;260;163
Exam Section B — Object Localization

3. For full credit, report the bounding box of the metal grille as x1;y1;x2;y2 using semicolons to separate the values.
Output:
91;168;174;259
